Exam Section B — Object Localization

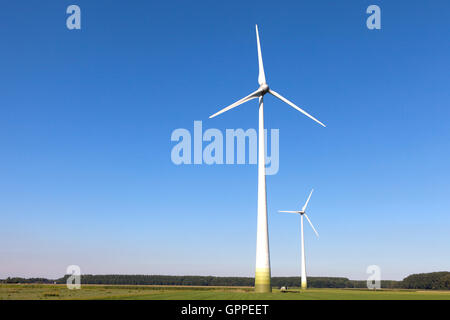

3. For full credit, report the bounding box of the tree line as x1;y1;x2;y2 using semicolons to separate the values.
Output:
1;272;449;290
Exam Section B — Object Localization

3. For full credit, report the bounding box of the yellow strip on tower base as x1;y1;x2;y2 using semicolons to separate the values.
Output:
255;268;272;293
301;281;307;290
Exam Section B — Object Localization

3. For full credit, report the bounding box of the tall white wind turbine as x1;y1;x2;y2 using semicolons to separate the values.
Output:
279;189;320;289
209;25;325;293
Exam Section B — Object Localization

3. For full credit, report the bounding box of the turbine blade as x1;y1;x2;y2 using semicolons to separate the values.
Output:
301;189;314;212
256;25;266;85
304;214;319;238
209;89;261;119
269;89;326;127
278;210;302;214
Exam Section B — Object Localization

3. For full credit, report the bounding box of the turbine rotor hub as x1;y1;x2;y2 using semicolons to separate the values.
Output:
259;83;269;95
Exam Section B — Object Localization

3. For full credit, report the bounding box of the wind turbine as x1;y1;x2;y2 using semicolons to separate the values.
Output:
209;25;325;293
279;189;319;289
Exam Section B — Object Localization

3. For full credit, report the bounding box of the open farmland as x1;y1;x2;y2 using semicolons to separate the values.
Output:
1;284;449;300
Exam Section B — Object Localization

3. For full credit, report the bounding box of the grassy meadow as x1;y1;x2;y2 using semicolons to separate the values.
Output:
1;284;450;300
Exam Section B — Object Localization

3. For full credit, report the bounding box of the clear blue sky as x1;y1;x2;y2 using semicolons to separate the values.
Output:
0;1;449;280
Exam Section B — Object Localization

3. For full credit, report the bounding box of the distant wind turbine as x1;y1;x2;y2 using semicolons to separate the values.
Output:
279;189;320;289
209;25;325;293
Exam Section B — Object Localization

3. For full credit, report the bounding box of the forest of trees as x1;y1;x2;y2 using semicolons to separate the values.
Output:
402;272;450;290
1;272;449;289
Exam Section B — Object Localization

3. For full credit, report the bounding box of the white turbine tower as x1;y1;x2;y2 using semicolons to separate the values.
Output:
209;25;325;293
279;189;320;289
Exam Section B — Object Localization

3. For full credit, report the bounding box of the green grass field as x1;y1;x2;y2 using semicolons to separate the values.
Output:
1;284;449;300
